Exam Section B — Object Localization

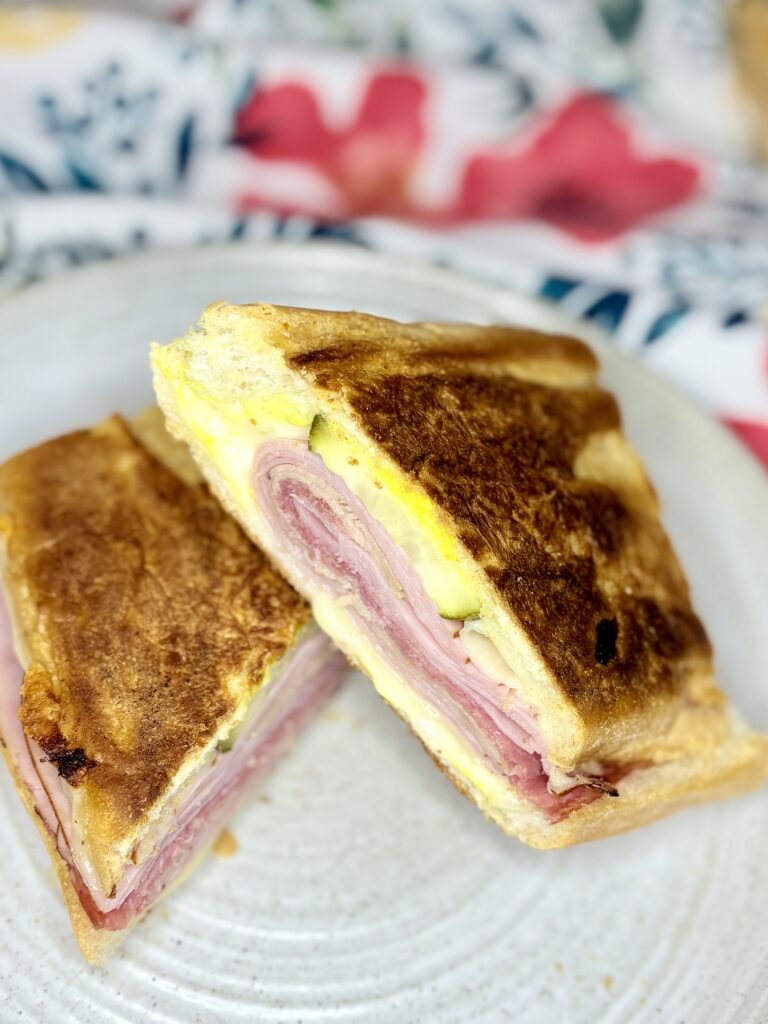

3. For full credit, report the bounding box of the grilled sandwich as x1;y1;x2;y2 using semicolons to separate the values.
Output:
0;410;345;962
152;304;768;848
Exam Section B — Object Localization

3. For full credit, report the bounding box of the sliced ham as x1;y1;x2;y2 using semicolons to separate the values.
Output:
254;440;621;821
0;591;345;931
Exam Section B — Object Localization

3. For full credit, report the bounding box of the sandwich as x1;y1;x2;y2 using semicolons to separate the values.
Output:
0;410;345;963
152;303;768;849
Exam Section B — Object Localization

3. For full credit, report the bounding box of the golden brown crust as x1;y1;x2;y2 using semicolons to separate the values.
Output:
0;416;309;867
230;304;712;732
282;316;599;387
343;371;709;721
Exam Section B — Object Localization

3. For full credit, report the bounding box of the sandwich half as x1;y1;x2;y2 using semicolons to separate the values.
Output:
152;303;768;849
0;410;345;963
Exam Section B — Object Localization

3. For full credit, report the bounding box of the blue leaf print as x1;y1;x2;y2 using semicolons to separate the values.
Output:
539;275;580;302
308;222;366;245
234;71;257;114
513;77;535;113
644;305;688;344
473;42;498;67
0;153;48;192
0;219;13;273
66;160;102;191
582;290;630;333
596;0;644;43
177;115;195;180
723;310;748;328
394;22;412;56
509;13;541;40
38;63;159;185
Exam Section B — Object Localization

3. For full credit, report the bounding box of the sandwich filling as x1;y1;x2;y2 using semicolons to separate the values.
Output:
0;597;342;931
251;437;625;821
152;351;631;822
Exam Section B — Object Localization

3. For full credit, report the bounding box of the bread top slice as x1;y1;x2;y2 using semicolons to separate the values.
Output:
0;414;310;894
153;302;723;770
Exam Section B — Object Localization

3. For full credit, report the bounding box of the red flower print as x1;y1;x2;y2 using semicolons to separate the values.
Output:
728;340;768;468
453;93;699;241
234;69;426;217
724;418;768;470
234;81;698;238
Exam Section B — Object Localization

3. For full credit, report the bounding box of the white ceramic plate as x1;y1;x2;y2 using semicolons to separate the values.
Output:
1;243;767;1024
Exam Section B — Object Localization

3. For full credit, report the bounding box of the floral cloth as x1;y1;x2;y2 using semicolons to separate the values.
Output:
2;0;768;468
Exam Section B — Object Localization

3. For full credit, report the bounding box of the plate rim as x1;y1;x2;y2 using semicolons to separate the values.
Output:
1;239;765;498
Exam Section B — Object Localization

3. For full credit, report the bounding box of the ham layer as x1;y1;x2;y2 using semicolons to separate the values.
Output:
254;440;622;822
0;592;344;932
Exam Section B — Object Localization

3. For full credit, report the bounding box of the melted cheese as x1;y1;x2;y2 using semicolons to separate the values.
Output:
165;376;312;519
309;416;480;619
312;589;512;808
